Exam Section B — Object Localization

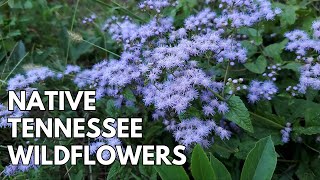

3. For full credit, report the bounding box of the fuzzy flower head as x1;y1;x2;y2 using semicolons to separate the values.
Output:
247;80;278;103
166;118;232;150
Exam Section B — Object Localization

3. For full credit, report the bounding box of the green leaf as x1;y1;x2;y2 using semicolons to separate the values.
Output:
70;38;99;62
24;0;33;9
240;136;277;180
8;0;14;8
280;5;297;26
191;144;216;180
241;40;257;57
105;99;120;117
107;161;121;180
244;55;267;74
14;41;26;60
291;99;320;126
235;136;257;160
239;28;263;45
247;28;263;45
209;154;232;180
263;39;288;63
154;161;189;180
123;87;136;102
282;62;301;72
225;96;253;133
6;30;21;38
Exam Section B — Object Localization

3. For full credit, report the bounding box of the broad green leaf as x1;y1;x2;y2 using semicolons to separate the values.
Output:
246;28;263;45
154;160;189;180
244;55;267;74
240;136;277;180
239;28;263;45
209;154;232;180
263;39;288;63
280;5;297;26
291;99;320;126
282;62;301;72
225;96;253;133
191;144;216;180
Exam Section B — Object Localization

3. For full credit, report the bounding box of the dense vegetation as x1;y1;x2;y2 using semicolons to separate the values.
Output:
1;0;320;179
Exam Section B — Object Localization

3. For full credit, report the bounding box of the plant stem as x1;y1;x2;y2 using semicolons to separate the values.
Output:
0;0;8;7
4;52;29;82
208;88;225;101
65;0;80;65
303;142;320;154
222;63;230;97
277;159;299;163
94;0;146;23
82;39;121;58
1;42;18;79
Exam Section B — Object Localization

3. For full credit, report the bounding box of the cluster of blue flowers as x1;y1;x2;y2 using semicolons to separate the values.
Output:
285;20;320;94
263;64;281;81
280;123;292;143
164;118;231;149
82;14;97;25
0;103;27;128
247;80;278;103
4;153;38;176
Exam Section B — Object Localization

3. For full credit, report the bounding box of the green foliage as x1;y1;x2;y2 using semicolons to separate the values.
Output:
209;154;232;180
154;160;189;180
191;144;216;180
226;96;253;133
263;39;288;63
240;136;277;180
244;55;267;74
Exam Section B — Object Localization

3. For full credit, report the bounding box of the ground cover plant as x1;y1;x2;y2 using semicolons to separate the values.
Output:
1;0;320;179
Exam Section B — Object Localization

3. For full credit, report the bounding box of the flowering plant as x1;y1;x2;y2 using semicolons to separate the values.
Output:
1;0;320;179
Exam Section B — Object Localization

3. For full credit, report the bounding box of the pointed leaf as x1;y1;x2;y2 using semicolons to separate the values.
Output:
225;96;253;133
240;136;277;180
191;144;216;180
154;160;189;180
210;154;232;180
244;55;267;74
